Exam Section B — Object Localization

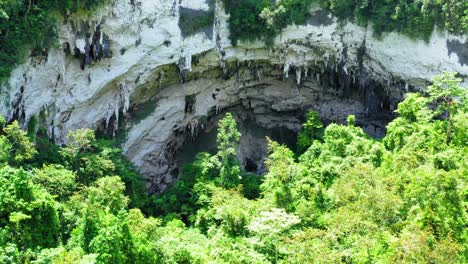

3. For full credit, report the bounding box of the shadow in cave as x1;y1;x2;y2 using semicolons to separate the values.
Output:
175;110;298;177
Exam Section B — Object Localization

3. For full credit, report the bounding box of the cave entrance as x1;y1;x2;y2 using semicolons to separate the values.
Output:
244;158;258;173
174;110;298;176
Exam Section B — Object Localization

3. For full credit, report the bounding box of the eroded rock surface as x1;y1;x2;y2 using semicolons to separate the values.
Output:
1;0;466;192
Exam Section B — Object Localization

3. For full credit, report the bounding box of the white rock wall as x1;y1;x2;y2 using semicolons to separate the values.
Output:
0;0;466;190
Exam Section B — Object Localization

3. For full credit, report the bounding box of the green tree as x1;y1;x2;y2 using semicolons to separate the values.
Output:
67;177;134;261
34;247;96;264
73;176;130;215
216;113;242;189
261;139;299;211
88;212;135;264
427;72;467;143
248;208;300;263
60;129;96;160
297;111;324;153
0;71;466;263
152;152;218;220
3;121;37;163
0;166;60;251
195;187;259;236
33;164;77;200
126;209;160;263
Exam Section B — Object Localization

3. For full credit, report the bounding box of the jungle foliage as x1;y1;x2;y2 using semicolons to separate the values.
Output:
0;72;466;263
221;0;468;44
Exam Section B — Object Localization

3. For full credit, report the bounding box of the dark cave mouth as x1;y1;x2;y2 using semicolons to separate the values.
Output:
174;108;299;176
172;92;396;182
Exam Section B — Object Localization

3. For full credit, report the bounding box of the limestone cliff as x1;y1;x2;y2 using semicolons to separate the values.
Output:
1;0;467;192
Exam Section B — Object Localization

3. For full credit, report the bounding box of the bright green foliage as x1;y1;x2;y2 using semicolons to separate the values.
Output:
87;212;134;264
34;247;95;264
297;111;324;153
261;139;299;211
207;232;270;263
216;113;242;188
66;177;148;263
0;135;10;163
0;73;466;262
0;1;7;19
0;0;107;79
0;118;150;262
71;176;130;214
0;166;60;252
195;187;259;236
61;129;96;159
151;152;218;221
126;209;160;263
2;121;37;163
59;130;147;206
33;165;77;200
155;220;211;263
248;208;301;263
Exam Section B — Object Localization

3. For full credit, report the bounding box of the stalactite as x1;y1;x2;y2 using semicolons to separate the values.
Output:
296;68;302;85
120;83;130;114
284;62;290;79
185;54;192;72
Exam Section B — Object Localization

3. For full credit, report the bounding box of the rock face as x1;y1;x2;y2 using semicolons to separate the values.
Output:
1;0;467;192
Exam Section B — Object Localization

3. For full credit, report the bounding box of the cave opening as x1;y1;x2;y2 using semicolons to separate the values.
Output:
119;61;402;194
174;107;299;177
244;158;258;173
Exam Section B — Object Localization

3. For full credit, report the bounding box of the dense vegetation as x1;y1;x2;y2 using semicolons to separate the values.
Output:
221;0;468;44
222;0;314;45
317;0;468;41
0;72;466;263
0;0;107;80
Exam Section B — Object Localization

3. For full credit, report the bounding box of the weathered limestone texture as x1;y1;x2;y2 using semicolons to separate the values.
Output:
1;0;466;192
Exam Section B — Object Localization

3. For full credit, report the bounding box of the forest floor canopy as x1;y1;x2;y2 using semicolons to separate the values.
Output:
0;72;466;263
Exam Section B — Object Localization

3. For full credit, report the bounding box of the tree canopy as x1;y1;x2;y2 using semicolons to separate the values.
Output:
0;72;466;263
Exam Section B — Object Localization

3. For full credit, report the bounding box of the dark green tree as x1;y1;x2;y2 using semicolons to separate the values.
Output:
297;111;324;153
215;113;242;189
